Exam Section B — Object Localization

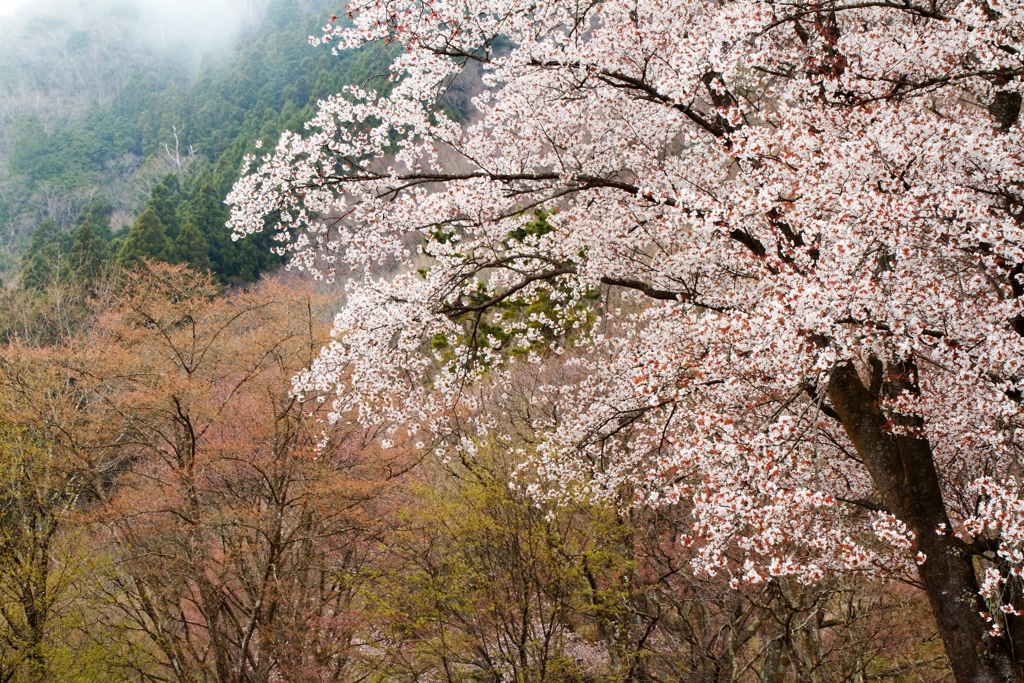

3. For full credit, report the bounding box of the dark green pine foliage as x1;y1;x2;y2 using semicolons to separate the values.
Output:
69;220;107;283
173;218;212;271
119;207;170;267
183;177;282;284
146;176;182;239
185;179;230;271
20;219;72;290
77;200;114;243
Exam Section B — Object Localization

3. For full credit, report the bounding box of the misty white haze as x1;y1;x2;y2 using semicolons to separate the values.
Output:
0;0;264;50
0;0;27;18
0;0;287;256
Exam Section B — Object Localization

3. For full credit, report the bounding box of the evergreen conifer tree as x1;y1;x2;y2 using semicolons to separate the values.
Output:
189;181;230;264
189;176;283;283
147;176;181;239
173;219;211;271
77;201;114;242
20;219;70;290
69;220;107;283
118;207;170;267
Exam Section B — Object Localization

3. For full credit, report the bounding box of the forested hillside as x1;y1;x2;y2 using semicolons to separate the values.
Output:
0;0;395;285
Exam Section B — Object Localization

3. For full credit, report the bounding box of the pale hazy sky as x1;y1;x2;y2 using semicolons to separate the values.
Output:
0;0;28;18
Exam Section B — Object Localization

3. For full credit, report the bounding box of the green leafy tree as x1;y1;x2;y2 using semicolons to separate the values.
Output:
0;346;147;682
0;423;70;683
118;207;169;266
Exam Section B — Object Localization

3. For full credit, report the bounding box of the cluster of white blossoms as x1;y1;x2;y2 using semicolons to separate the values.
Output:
229;0;1024;674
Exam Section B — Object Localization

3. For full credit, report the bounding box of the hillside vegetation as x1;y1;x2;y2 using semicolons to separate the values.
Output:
0;0;395;285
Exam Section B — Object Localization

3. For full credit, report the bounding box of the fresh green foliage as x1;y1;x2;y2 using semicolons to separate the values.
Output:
428;210;600;364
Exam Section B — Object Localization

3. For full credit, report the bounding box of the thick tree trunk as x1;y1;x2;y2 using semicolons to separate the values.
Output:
827;362;1018;683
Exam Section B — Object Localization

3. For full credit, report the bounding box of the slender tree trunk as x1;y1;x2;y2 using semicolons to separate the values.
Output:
828;362;1018;683
760;640;787;683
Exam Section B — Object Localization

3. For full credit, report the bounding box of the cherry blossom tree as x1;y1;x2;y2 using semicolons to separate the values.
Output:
229;0;1024;679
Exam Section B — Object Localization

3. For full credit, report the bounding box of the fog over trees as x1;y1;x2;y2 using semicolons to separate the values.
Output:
0;0;392;283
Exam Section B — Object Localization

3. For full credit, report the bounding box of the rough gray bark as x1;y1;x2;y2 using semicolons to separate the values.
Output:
828;361;1019;683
